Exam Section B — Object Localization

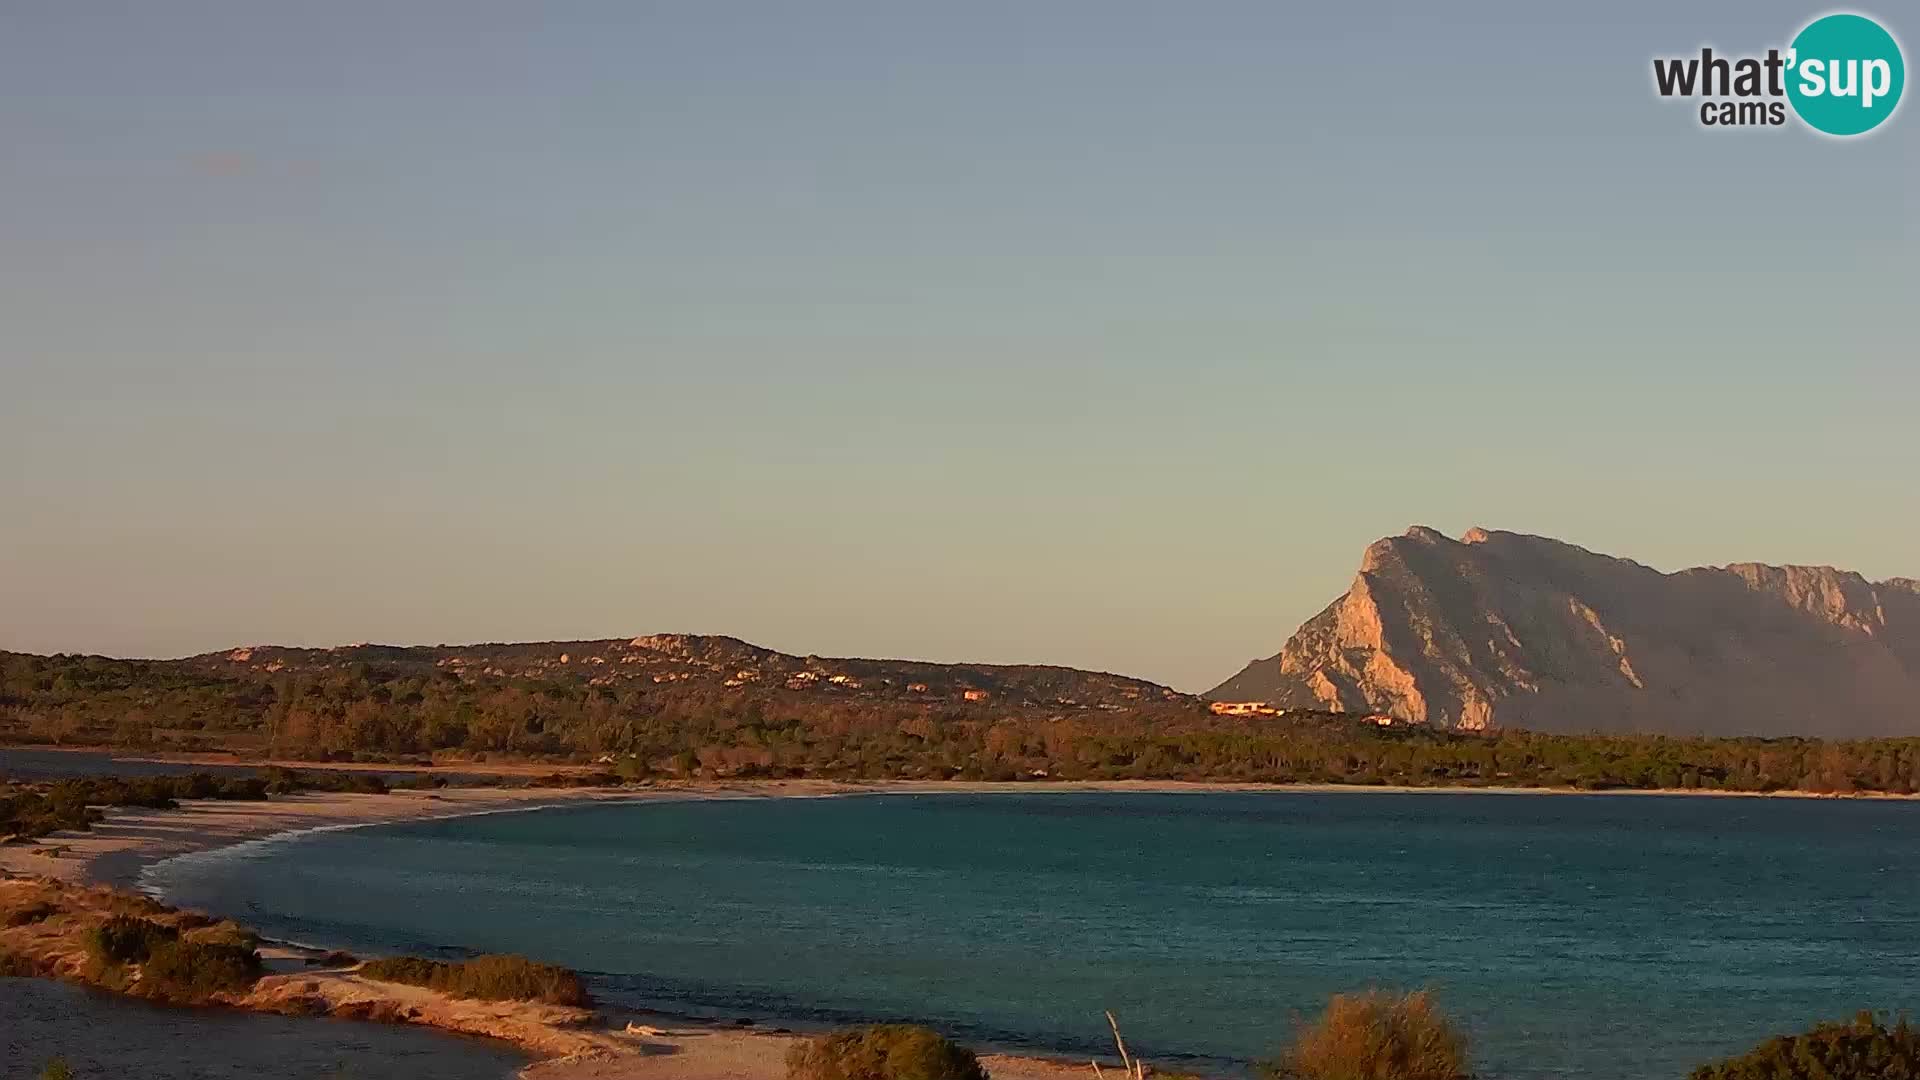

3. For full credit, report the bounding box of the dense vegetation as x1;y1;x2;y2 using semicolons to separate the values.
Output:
3;774;264;840
1691;1012;1920;1079
359;953;592;1006
82;914;262;1002
0;769;391;841
787;1024;989;1080
139;935;263;999
86;913;182;965
1261;990;1469;1080
11;650;1920;795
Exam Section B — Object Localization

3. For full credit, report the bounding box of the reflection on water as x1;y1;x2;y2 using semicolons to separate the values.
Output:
0;978;524;1080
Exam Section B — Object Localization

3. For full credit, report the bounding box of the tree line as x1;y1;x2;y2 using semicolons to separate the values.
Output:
7;651;1920;794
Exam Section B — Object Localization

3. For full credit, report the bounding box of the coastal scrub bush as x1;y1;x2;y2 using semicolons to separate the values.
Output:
1689;1011;1920;1079
358;955;442;984
85;915;178;966
138;938;263;1001
360;953;590;1006
2;773;288;842
1261;990;1470;1080
263;767;388;796
786;1024;989;1080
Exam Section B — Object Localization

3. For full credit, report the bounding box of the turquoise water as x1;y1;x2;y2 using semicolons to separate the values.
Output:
146;792;1920;1079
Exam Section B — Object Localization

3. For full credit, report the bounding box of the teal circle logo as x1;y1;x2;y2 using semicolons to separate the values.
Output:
1786;13;1905;136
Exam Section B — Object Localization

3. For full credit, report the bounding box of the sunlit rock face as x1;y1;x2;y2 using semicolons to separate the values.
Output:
1211;527;1920;737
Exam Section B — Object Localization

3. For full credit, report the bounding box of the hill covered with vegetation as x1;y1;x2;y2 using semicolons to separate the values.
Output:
7;637;1920;794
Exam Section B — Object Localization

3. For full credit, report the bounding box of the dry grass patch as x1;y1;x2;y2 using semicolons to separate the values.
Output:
788;1024;989;1080
1261;989;1470;1080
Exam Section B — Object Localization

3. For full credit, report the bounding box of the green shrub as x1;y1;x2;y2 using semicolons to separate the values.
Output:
786;1024;989;1080
85;915;178;966
1690;1011;1920;1079
360;955;442;984
39;1058;74;1080
139;938;263;1001
79;914;260;1001
360;953;590;1006
1261;990;1469;1080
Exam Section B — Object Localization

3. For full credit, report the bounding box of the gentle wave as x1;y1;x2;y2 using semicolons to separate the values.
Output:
141;790;1920;1080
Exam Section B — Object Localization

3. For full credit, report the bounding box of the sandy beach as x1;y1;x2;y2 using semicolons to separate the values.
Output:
0;785;652;888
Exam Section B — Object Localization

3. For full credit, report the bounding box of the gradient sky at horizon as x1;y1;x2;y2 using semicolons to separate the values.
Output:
3;1;1915;691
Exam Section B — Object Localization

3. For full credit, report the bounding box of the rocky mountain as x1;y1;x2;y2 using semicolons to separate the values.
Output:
1210;527;1920;737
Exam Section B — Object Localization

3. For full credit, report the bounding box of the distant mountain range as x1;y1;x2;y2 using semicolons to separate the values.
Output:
1210;527;1920;737
11;528;1917;746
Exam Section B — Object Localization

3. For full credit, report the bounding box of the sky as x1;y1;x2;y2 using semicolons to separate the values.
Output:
1;1;1915;692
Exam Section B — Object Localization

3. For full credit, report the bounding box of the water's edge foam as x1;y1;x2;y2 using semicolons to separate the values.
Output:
129;785;968;903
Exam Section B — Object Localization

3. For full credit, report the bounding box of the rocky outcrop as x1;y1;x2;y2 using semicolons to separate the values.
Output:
1210;527;1920;737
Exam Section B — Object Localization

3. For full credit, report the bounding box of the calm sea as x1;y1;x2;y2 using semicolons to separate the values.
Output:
1;978;523;1079
143;791;1920;1079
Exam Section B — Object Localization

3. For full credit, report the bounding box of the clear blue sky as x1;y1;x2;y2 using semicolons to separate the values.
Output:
2;1;1914;691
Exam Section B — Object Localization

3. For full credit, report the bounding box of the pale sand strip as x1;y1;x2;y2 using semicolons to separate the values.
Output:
0;786;653;887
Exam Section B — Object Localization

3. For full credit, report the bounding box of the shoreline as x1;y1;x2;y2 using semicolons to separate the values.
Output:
2;785;666;889
8;776;1919;891
0;781;1154;1080
8;776;1920;1080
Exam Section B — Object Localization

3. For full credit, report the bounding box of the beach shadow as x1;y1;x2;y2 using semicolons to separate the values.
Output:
86;822;229;838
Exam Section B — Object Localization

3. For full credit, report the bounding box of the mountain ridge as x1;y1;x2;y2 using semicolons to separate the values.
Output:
167;632;1189;712
183;634;1162;689
1210;527;1920;737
